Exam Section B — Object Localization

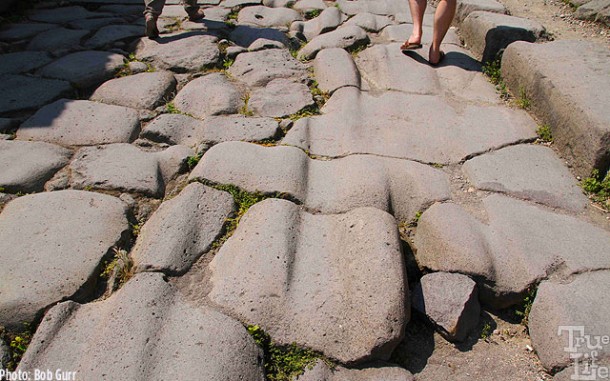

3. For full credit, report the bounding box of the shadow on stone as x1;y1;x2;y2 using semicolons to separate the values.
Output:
401;50;482;72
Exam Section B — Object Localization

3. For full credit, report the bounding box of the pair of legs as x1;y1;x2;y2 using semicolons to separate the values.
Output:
143;0;205;38
403;0;456;65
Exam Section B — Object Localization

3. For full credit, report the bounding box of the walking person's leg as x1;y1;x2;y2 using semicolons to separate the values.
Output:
401;0;426;50
429;0;456;64
183;0;206;20
144;0;166;38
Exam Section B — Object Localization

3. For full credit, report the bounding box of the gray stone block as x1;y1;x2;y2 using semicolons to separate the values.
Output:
90;71;177;110
248;38;285;51
229;25;290;47
0;52;53;75
293;0;327;11
0;190;129;329
26;27;89;52
299;360;415;381
575;0;610;25
0;23;58;42
38;50;125;89
336;0;409;16
84;25;144;49
229;48;308;87
249;78;314;117
344;12;393;32
456;0;506;23
313;48;361;94
142;113;205;146
135;33;220;73
68;17;127;30
173;73;243;118
27;6;113;23
378;24;461;45
237;5;302;28
290;7;344;41
0;74;72;114
298;25;370;60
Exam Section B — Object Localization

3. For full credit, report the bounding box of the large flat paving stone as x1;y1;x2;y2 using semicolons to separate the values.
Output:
249;78;314;117
191;141;450;221
18;99;140;146
463;144;588;212
0;190;129;329
27;6;113;23
283;87;537;164
173;73;243;118
228;48;308;87
70;144;192;197
133;183;234;274
0;74;72;114
344;12;393;32
237;5;302;28
0;140;72;193
18;272;265;381
68;17;127;30
0;23;59;42
0;52;53;75
26;27;89;52
290;7;345;41
298;25;370;60
456;0;507;23
90;71;176;110
314;48;361;94
208;199;407;364
502;40;610;177
299;360;414;381
84;24;144;49
229;25;290;47
414;194;610;308
379;24;460;46
575;0;610;24
336;0;408;16
38;50;125;89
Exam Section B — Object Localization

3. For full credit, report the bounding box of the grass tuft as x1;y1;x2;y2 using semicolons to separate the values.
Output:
581;169;610;210
536;124;553;143
1;323;33;370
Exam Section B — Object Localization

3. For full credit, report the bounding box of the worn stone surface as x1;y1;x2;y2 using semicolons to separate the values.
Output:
18;273;265;381
249;78;313;117
463;144;588;212
27;6;112;23
0;190;129;329
299;360;415;381
0;51;53;75
68;17;127;30
314;48;361;93
208;199;407;364
90;71;177;110
290;7;344;41
133;183;234;274
412;272;480;342
248;38;285;50
456;0;507;22
529;271;610;371
228;48;308;87
502;40;610;177
575;0;610;24
26;27;89;52
379;24;461;45
293;0;327;11
222;0;262;7
229;25;290;47
142;113;205;146
0;23;58;42
85;25;144;48
0;140;72;193
18;99;140;146
336;0;409;16
298;25;370;60
238;5;302;28
70;144;192;197
344;12;393;32
173;73;243;118
135;33;220;72
0;74;72;114
38;50;125;88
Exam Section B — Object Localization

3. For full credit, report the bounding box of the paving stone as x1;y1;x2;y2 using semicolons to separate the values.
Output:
456;0;507;23
414;194;610;308
196;6;231;22
128;61;149;74
249;78;313;117
229;25;290;47
529;271;610;371
290;7;345;41
97;4;145;14
70;144;193;197
463;144;588;212
18;99;140;146
27;6;113;24
173;73;243;118
502;40;610;177
208;198;407;364
435;53;501;104
133;183;234;274
0;340;9;369
238;5;302;28
0;74;72;115
222;0;262;7
90;71;176;110
461;11;546;63
248;37;285;50
283;87;537;164
18;272;265;381
142;113;205;146
344;12;392;32
135;32;220;73
263;0;295;7
0;51;53;75
26;27;89;52
378;23;461;45
336;0;409;16
191;141;450;221
393;10;436;25
298;25;369;60
0;23;59;42
38;50;125;89
575;0;610;24
293;0;327;11
299;360;415;381
85;25;144;48
412;272;480;342
314;48;360;94
68;17;127;30
0;190;129;329
0;140;72;193
228;48;308;87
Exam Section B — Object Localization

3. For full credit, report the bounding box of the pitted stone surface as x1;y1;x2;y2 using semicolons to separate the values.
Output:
142;114;205;146
0;23;58;42
414;195;610;307
18;99;140;146
502;40;610;177
0;190;129;329
208;198;407;364
336;0;409;16
18;273;265;381
529;271;610;371
293;0;327;11
228;48;308;87
299;360;415;381
314;48;361;93
0;75;72;114
135;33;220;72
290;7;344;41
85;25;144;48
229;25;290;47
298;25;369;60
0;140;72;193
237;6;302;28
191;141;450;221
0;52;53;75
249;78;313;117
37;50;125;88
90;71;177;110
26;27;89;52
575;0;610;24
463;144;588;212
27;6;113;23
133;183;234;274
248;38;285;50
173;73;243;118
283;87;537;164
456;0;507;22
70;144;192;197
344;12;393;32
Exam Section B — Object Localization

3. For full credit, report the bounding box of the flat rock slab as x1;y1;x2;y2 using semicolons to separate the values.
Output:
0;74;72;115
412;272;480;342
314;48;361;94
529;271;610;371
237;6;302;28
228;48;308;87
90;71;176;110
300;360;414;381
575;0;610;24
283;87;537;164
0;52;53;75
208;199;407;364
26;27;89;52
85;25;144;48
0;140;72;193
298;25;369;60
135;32;219;72
133;183;234;274
249;78;313;117
229;25;290;47
0;190;129;329
344;12;393;32
38;50;125;89
0;23;59;42
68;17;128;30
142;113;205;146
502;40;610;177
174;73;243;118
18;99;140;146
336;0;409;16
290;7;345;41
70;144;193;197
191;141;450;221
456;0;507;22
463;144;588;212
414;194;610;308
379;24;461;46
18;273;265;381
293;0;327;11
27;6;113;23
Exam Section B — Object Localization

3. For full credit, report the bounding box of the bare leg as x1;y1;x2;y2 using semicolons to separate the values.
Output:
404;0;426;47
429;0;456;64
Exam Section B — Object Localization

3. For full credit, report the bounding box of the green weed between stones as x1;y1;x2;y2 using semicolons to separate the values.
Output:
482;59;509;100
165;102;181;114
536;124;553;143
101;247;134;290
247;325;332;381
304;8;321;19
480;321;492;340
0;324;33;371
288;104;320;121
240;93;255;116
515;286;537;328
186;151;204;170
581;169;610;210
515;86;531;110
